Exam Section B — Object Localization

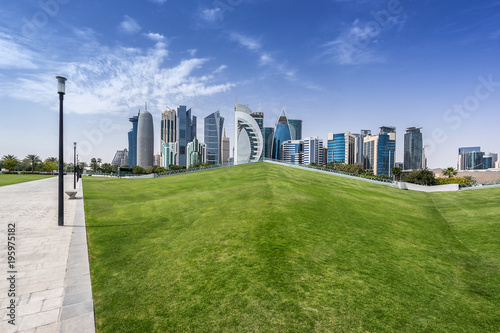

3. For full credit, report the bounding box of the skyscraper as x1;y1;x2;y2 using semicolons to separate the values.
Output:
263;127;274;159
355;130;371;165
137;108;154;167
187;137;206;168
204;111;224;164
303;137;324;165
327;132;356;164
282;140;303;164
160;141;177;168
234;103;263;164
272;110;292;160
176;106;197;167
458;147;485;170
222;129;230;164
288;119;303;141
127;111;139;166
404;127;423;170
363;127;396;177
161;108;176;143
112;149;128;166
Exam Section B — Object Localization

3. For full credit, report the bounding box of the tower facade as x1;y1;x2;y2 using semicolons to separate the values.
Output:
161;108;176;143
404;127;423;170
303;137;324;165
263;127;274;159
363;127;396;176
272;110;292;160
282;140;303;164
288;119;303;141
204;111;224;164
222;129;230;164
327;132;356;164
176;106;197;167
127;112;139;166
137;109;154;167
234;104;263;164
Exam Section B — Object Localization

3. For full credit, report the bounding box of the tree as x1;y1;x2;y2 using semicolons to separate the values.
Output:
442;167;457;178
155;166;167;173
403;169;438;186
46;157;58;162
20;158;32;171
25;154;41;172
133;166;146;174
2;154;17;162
90;158;101;172
101;163;112;174
3;158;19;171
391;167;402;181
43;160;58;174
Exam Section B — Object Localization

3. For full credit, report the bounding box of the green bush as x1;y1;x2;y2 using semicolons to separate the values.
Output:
437;177;473;186
403;169;438;186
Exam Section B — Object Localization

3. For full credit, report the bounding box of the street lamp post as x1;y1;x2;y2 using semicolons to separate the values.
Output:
56;76;67;226
73;142;77;189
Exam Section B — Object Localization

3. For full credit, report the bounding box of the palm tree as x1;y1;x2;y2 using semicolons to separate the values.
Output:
26;154;41;172
1;154;17;162
391;167;403;181
442;167;457;178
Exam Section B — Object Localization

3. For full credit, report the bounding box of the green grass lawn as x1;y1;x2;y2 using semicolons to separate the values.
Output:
83;162;500;332
0;173;55;187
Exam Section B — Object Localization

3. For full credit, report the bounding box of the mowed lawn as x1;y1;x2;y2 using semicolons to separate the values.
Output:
83;163;500;332
0;174;55;187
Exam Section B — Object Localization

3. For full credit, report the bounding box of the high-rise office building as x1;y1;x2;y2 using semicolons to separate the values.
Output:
303;137;324;165
272;110;292;160
222;129;230;164
176;106;197;167
204;111;224;164
363;127;396;177
234;104;264;164
160;141;177;168
161;108;176;143
327;132;356;164
288;119;303;141
187;138;206;168
355;130;371;165
263;127;274;159
112;149;128;166
127;112;139;166
404;127;423;170
458;147;482;170
251;111;264;133
137;108;154;167
282;140;303;164
484;153;498;169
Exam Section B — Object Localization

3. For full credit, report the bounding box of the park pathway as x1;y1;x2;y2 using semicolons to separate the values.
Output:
0;175;95;332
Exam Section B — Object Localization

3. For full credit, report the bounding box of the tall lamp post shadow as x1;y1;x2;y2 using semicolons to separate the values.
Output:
56;76;67;226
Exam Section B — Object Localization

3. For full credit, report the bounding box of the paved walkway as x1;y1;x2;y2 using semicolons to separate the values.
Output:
1;175;95;332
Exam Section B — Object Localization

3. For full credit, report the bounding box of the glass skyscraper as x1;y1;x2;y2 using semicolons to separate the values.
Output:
363;127;396;177
263;127;274;159
204;111;224;164
161;108;176;143
404;127;423;170
272;110;292;160
176;106;197;167
458;147;483;170
288;119;303;141
327;132;356;164
127;112;139;167
282;140;303;164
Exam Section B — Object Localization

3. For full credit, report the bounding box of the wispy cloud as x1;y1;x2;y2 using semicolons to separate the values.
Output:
229;32;262;51
322;13;406;65
0;32;234;114
199;8;223;23
0;33;38;69
148;0;167;4
119;15;141;34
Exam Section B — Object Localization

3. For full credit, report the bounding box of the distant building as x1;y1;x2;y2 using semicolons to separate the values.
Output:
363;127;396;177
112;149;128;166
176;106;197;167
204;111;224;164
282;140;303;164
234;104;263;164
160;141;177;168
137;108;154;167
221;129;230;164
154;154;160;166
303;137;324;165
251;111;264;134
404;127;423;170
263;127;274;159
458;147;484;170
127;112;139;167
395;162;404;169
272;110;292;160
161;108;176;143
484;153;498;169
496;160;500;169
356;130;371;165
288;119;303;140
327;132;356;164
187;138;206;168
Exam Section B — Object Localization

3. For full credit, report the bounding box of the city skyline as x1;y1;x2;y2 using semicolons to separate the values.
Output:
1;1;499;168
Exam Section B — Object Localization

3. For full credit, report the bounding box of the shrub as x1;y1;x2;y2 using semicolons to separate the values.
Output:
403;169;438;186
437;177;474;186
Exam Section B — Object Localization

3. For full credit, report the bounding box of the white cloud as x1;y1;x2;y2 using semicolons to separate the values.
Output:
213;65;228;74
119;15;141;34
144;32;165;42
0;33;38;69
229;32;262;51
0;34;235;115
322;14;406;65
148;0;167;4
200;8;223;23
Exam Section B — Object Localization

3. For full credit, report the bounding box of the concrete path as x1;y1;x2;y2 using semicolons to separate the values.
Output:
1;175;95;332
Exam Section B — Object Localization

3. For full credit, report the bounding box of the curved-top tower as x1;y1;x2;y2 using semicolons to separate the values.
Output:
137;108;154;167
234;103;263;164
272;109;291;160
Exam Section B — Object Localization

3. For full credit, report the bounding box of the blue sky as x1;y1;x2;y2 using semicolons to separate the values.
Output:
1;0;499;168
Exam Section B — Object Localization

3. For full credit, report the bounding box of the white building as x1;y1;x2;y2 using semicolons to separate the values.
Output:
303;137;324;165
234;103;263;164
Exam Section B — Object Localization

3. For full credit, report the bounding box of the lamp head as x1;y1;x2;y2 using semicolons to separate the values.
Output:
56;76;67;94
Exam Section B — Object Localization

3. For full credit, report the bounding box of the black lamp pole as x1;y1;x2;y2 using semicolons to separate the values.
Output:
57;76;67;226
73;142;77;189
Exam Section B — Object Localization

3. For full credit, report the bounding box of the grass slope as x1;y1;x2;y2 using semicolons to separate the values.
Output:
0;174;54;187
84;162;500;332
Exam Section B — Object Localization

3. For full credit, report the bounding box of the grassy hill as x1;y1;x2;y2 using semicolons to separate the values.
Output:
83;162;500;332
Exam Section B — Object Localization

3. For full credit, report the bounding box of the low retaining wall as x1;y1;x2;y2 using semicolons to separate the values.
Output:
397;182;459;192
